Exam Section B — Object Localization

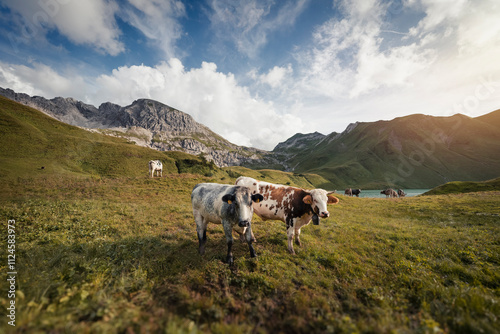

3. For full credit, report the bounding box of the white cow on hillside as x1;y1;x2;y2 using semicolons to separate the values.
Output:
149;160;163;178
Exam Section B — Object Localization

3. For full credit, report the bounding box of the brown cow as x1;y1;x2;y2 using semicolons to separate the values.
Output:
236;177;339;254
381;188;398;198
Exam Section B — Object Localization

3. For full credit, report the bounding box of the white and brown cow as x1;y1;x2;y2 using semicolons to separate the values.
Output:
149;160;163;178
236;176;339;254
381;188;398;198
191;183;263;265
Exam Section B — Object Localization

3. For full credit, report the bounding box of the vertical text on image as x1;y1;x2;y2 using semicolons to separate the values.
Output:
7;219;17;327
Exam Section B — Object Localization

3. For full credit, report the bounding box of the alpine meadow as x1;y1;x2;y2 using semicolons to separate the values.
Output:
1;94;499;333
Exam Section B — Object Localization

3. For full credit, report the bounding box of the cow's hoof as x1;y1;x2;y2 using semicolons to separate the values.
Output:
295;239;302;246
226;256;234;265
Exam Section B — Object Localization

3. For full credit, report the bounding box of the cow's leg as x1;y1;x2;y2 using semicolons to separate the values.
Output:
222;220;234;265
244;226;257;258
294;227;302;246
286;224;296;255
194;212;208;255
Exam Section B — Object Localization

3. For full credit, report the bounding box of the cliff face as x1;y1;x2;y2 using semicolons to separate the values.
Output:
0;88;266;167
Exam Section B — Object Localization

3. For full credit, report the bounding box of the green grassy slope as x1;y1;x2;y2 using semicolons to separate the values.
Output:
0;95;177;179
284;112;500;189
423;177;500;195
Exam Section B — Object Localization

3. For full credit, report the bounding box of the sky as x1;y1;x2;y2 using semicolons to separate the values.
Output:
0;0;499;151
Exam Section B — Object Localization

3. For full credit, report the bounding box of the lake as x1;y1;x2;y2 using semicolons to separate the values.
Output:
343;189;431;198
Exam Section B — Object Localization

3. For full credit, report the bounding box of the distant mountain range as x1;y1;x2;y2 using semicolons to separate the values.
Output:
268;112;500;188
2;87;499;188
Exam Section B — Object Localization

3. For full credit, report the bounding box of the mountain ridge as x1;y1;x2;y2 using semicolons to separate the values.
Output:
278;111;500;188
0;87;267;167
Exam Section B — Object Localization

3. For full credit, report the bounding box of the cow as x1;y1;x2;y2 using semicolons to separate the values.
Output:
149;160;162;178
381;188;398;198
397;189;406;198
236;177;339;254
345;188;352;196
351;189;361;197
191;183;263;265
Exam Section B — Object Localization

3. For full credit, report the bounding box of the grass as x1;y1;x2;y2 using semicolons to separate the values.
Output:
1;174;499;333
423;177;500;195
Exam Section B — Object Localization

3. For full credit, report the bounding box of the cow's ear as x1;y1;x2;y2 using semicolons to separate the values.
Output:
303;194;313;205
222;194;235;204
327;195;339;204
252;194;264;203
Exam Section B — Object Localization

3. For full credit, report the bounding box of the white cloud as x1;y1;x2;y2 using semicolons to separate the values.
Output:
122;0;186;59
0;61;87;98
208;0;309;58
2;0;124;55
296;0;435;99
258;64;293;88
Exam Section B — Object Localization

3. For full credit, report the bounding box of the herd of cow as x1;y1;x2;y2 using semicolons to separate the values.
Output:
148;160;406;264
344;188;406;198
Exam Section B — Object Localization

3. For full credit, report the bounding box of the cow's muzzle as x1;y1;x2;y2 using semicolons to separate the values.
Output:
319;211;329;218
238;220;250;227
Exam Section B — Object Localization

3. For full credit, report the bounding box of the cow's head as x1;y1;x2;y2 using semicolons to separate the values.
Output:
223;187;264;227
303;189;339;218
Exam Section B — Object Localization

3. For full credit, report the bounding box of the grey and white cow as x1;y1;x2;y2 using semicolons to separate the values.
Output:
191;183;263;265
149;160;162;178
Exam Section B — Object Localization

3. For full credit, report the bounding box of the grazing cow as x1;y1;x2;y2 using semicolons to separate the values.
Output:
345;188;352;196
351;189;361;197
149;160;162;178
191;183;263;265
397;189;406;198
236;177;339;254
381;188;398;198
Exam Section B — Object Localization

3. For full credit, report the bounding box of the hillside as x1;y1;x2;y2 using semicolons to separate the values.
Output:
423;177;500;195
0;95;329;188
0;87;266;167
268;112;500;189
